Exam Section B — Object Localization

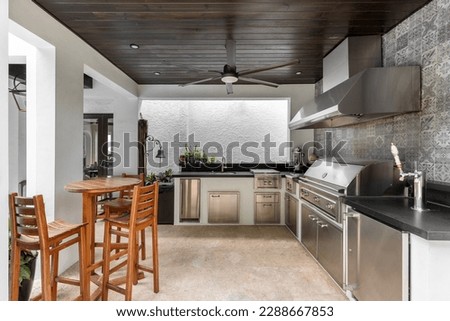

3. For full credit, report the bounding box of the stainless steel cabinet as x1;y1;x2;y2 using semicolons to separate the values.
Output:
208;192;240;223
285;194;299;236
317;218;343;286
255;192;280;224
301;205;319;256
180;179;200;221
301;202;343;287
345;209;409;300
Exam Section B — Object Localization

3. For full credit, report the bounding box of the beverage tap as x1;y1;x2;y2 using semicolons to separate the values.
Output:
391;143;428;211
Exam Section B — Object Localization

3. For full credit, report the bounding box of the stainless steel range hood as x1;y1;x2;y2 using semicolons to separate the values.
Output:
289;66;421;130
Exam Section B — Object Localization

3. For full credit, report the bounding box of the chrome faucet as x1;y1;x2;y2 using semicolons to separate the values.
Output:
221;156;227;172
391;143;428;211
400;168;428;211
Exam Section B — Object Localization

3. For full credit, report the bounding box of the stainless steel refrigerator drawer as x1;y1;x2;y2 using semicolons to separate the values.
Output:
180;178;200;221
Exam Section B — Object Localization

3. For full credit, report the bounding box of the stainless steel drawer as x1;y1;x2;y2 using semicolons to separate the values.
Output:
254;175;281;189
255;192;280;203
255;202;280;224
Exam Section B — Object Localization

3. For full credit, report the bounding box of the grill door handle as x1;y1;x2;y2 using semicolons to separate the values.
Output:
318;222;328;228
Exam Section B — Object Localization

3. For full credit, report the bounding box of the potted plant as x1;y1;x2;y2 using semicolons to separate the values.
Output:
18;250;38;301
9;240;38;301
146;172;157;184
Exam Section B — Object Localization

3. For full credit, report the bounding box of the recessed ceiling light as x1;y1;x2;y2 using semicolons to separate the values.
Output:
129;43;139;49
296;71;302;75
154;72;161;76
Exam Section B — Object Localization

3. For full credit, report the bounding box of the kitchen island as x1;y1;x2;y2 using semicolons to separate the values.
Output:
343;196;450;300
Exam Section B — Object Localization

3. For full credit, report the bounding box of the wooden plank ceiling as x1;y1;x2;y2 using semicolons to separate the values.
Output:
33;0;431;86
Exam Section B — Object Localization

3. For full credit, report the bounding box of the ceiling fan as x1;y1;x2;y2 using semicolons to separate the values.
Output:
179;40;300;95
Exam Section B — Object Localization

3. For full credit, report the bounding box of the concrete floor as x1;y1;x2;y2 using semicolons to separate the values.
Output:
33;225;347;301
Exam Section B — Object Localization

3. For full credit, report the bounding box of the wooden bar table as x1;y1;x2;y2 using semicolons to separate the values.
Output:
64;176;141;299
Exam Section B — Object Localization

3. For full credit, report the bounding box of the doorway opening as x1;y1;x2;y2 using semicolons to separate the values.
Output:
83;113;113;178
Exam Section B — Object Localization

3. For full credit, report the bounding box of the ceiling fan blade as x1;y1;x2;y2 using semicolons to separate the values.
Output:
238;58;300;76
226;39;236;68
239;77;279;88
179;76;222;87
226;82;233;95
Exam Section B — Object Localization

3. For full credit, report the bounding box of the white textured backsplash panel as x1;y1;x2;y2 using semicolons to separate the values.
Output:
140;99;289;173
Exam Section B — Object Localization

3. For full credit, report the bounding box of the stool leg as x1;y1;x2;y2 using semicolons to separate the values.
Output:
102;220;112;301
79;228;89;300
40;247;52;300
140;229;146;260
152;221;159;293
51;248;60;300
125;227;138;301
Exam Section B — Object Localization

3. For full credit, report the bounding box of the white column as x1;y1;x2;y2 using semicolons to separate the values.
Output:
9;23;56;220
0;0;10;301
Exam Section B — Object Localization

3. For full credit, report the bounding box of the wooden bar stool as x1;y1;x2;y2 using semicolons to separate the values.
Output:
101;182;159;301
9;193;88;301
99;173;147;259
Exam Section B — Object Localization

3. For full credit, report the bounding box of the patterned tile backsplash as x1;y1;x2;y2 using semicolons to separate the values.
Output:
315;0;450;183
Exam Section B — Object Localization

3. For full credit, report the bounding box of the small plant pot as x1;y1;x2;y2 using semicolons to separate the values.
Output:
19;255;37;301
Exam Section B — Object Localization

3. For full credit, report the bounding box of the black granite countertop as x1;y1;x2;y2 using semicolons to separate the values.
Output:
343;196;450;241
172;171;254;178
172;171;294;178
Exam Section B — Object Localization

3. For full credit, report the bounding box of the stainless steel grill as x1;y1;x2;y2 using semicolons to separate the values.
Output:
299;158;396;288
299;159;395;224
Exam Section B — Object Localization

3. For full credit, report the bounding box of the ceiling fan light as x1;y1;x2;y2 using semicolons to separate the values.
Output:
221;74;238;84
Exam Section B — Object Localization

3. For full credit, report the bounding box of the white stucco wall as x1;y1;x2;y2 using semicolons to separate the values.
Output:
138;84;315;150
141;99;290;173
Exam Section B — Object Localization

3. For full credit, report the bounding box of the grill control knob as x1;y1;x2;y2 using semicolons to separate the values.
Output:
314;196;320;202
301;190;309;197
326;204;334;210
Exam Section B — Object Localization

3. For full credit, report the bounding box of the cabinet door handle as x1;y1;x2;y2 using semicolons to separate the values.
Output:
308;215;318;221
318;222;328;228
211;195;221;198
263;204;273;207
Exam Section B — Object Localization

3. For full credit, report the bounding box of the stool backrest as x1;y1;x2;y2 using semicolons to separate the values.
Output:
9;193;49;249
120;173;145;199
129;181;159;226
